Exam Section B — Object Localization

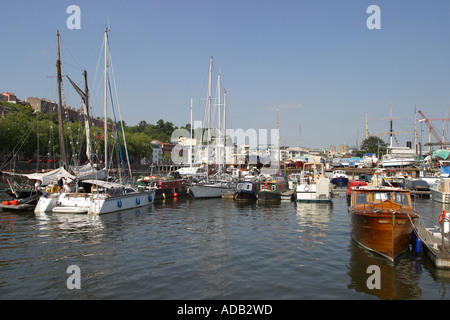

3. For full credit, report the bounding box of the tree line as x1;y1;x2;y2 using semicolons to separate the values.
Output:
0;101;189;165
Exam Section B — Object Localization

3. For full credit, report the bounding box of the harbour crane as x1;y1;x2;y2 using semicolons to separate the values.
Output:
417;110;445;146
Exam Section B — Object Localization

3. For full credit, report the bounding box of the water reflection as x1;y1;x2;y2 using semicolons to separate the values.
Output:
295;202;332;248
178;198;233;299
347;240;422;299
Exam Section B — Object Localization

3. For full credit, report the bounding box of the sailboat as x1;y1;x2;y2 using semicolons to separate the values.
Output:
35;29;155;214
190;56;235;199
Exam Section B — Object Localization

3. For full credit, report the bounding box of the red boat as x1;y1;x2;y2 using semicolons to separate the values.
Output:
138;173;189;200
347;180;368;200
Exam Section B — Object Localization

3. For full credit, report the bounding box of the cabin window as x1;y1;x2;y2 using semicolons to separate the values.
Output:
391;193;410;206
374;192;388;202
355;193;369;205
355;191;410;207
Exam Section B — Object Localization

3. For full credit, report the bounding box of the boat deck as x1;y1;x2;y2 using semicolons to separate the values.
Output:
415;223;450;268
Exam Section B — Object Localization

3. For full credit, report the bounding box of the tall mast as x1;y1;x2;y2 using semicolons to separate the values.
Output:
388;102;393;147
56;31;67;169
205;56;212;182
223;89;227;167
84;70;92;163
365;113;369;139
104;28;109;173
414;107;417;154
277;109;280;175
190;97;193;168
217;72;221;169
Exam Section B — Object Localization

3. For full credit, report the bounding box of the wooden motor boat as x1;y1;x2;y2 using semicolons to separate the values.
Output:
348;186;420;261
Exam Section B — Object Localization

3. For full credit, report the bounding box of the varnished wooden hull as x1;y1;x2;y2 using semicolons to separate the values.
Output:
350;210;417;261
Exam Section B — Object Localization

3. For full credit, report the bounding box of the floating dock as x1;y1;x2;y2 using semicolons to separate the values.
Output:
415;223;450;268
221;192;235;199
281;188;295;201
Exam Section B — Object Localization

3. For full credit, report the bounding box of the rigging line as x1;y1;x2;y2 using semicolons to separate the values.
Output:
0;119;35;170
90;37;105;117
108;76;127;184
108;48;132;180
59;35;84;71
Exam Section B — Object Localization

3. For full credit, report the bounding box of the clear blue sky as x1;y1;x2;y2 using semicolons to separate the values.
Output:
2;0;450;149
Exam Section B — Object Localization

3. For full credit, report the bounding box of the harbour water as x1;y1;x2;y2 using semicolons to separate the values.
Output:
1;185;450;300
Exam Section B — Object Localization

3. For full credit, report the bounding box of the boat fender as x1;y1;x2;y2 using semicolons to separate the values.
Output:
148;195;153;202
118;200;122;208
136;197;140;205
410;230;417;245
415;236;422;254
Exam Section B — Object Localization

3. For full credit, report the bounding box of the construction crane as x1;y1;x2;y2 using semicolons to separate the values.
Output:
417;110;443;145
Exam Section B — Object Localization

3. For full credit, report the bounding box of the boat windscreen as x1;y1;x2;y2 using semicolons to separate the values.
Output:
355;191;410;206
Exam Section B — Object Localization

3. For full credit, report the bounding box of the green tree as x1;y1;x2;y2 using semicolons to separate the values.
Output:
355;136;388;157
126;131;153;161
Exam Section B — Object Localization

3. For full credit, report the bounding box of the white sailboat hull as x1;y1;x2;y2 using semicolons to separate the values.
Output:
34;194;59;213
35;190;156;215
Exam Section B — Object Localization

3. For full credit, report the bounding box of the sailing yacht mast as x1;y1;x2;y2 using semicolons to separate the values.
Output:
190;97;193;168
104;28;109;174
223;89;227;167
216;72;221;170
56;31;67;169
205;56;213;183
83;70;92;162
66;71;92;163
277;109;280;175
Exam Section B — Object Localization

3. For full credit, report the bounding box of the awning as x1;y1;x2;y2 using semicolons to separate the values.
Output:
24;166;75;185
